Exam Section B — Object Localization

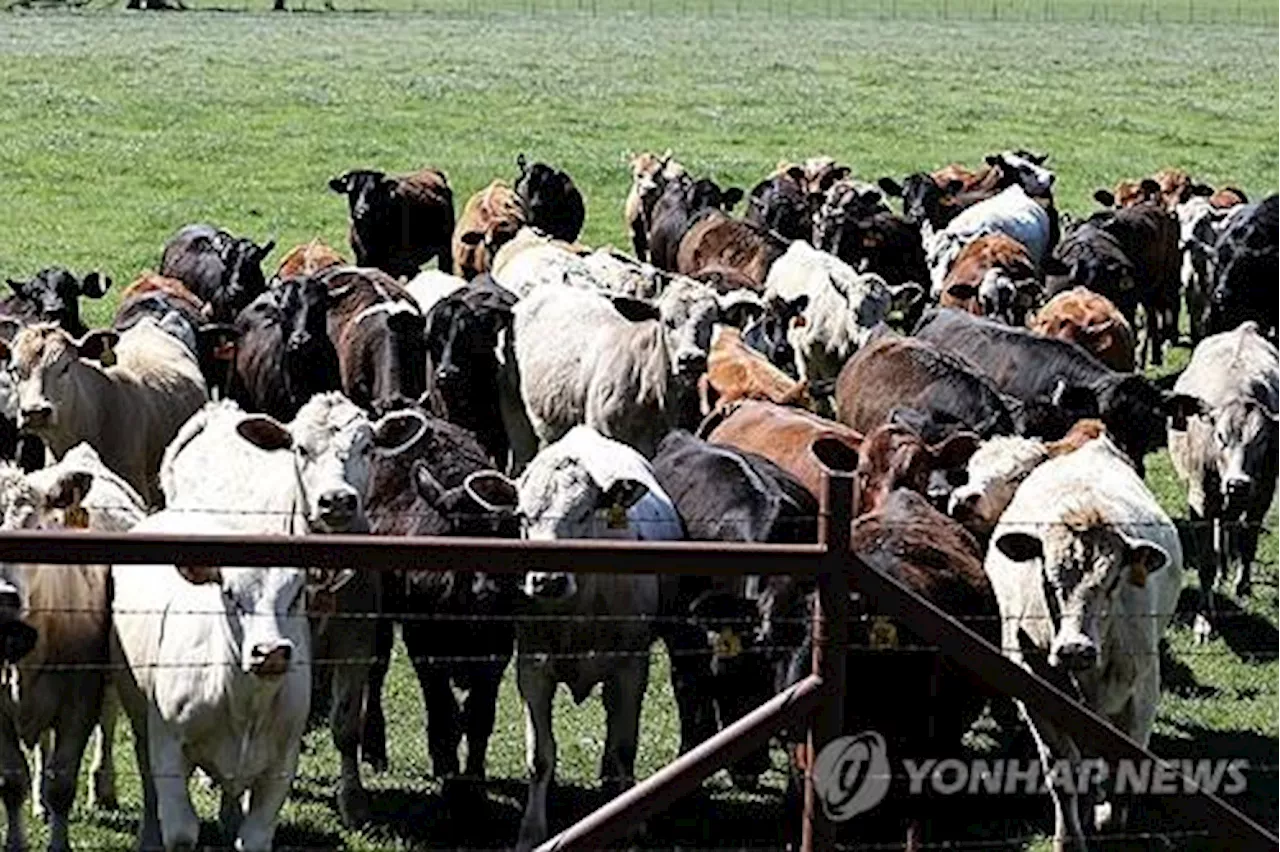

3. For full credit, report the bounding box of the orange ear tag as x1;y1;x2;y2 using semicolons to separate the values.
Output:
64;506;90;530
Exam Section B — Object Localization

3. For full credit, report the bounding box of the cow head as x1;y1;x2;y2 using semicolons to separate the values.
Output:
742;294;809;378
853;423;980;514
4;268;111;337
687;177;744;215
812;180;890;255
412;463;520;537
987;150;1055;198
653;280;722;381
176;563;308;678
1085;374;1205;474
233;393;427;534
0;324;118;437
1093;179;1161;210
425;278;517;391
275;275;331;358
878;173;962;229
628;150;685;220
746;171;812;242
994;522;1170;671
1197;397;1279;518
1046;235;1136;302
515;156;578;215
948;435;1049;536
329;169;396;223
205;233;272;324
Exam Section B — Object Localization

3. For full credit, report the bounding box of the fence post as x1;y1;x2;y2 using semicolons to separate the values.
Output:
801;471;854;852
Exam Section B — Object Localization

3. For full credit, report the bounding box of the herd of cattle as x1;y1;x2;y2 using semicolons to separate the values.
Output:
0;148;1274;852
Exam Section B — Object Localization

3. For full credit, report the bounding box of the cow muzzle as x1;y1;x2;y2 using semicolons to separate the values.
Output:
18;404;53;431
313;489;361;533
247;641;293;677
524;572;576;600
1223;475;1253;511
1049;633;1099;672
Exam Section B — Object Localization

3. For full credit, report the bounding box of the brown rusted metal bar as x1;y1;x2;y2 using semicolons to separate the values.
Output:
802;472;854;852
534;673;827;852
0;531;822;576
851;547;1278;850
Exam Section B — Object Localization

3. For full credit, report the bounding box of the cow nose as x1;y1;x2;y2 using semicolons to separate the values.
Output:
286;330;311;351
435;362;461;383
249;642;292;677
316;491;359;527
1053;638;1098;671
19;406;52;430
949;491;980;520
1225;476;1252;498
527;573;571;599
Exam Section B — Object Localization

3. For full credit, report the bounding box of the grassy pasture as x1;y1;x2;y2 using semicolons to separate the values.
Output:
0;8;1277;851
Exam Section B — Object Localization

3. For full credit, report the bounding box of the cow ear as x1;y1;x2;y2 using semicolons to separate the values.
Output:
787;294;810;318
0;339;9;364
236;416;294;452
984;154;1001;166
0;318;21;346
810;437;860;473
79;272;111;299
995;531;1043;563
785;166;806;184
1163;392;1208;431
328;173;351;194
76;330;119;363
176;565;222;585
1189;183;1214;198
44;470;94;512
886;281;923;313
1139;179;1161;197
463;470;518;513
1093;189;1117;208
255;239;277;261
459;230;485;246
1051;380;1098;415
1122;538;1169;587
610;295;661;323
928;431;981;470
722;187;745;211
196;323;242;363
1041;255;1070;277
601;478;648;510
373;409;427;456
877;178;903;197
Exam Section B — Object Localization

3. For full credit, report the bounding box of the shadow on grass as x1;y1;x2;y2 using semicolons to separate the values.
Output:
1175;587;1280;663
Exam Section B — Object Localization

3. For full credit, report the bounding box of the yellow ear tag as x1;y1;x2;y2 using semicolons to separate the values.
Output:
713;628;742;660
869;616;898;650
607;503;628;529
64;505;89;530
98;344;116;368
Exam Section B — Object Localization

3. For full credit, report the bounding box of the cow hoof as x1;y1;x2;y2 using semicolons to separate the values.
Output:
338;786;371;827
1193;613;1214;645
363;753;388;774
1233;578;1252;600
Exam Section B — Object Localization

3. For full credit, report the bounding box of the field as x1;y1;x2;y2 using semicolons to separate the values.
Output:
0;7;1277;851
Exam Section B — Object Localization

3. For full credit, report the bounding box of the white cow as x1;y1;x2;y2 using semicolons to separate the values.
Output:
985;435;1182;850
763;240;922;380
1;317;207;506
403;269;468;317
514;283;715;458
1167;321;1278;635
504;426;680;851
159;392;426;826
925;184;1053;294
0;446;146;852
112;511;313;852
1175;196;1246;345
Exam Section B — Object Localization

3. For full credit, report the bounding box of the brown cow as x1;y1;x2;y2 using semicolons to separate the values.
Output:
1100;169;1244;213
698;326;812;415
939;233;1040;325
676;212;789;288
274;240;345;282
1209;187;1248;208
1031;286;1135;371
329;166;455;279
625;151;685;262
453;180;527;281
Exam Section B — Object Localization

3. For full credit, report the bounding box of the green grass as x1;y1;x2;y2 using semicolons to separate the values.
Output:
0;8;1277;851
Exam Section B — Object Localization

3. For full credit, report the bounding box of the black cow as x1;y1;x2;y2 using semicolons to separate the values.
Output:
159;224;274;323
423;274;517;466
744;168;813;241
813;203;928;316
647;174;745;272
1;268;111;338
329;167;455;279
1208;194;1278;339
229;276;341;422
740;294;809;379
651;429;817;786
914;308;1204;474
361;415;519;799
514;155;585;243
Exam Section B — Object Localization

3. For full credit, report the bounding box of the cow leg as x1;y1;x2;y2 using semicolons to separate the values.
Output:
44;699;100;852
361;616;394;774
1232;507;1265;600
331;659;371;827
515;662;557;852
238;738;302;852
1020;703;1087;852
462;670;502;781
423;669;462;780
1188;505;1218;644
30;731;51;823
600;656;648;799
0;714;29;852
219;788;245;844
148;712;199;852
661;624;717;757
631;224;649;264
89;686;119;811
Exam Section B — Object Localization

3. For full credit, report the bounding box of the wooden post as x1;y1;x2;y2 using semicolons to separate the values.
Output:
801;472;854;852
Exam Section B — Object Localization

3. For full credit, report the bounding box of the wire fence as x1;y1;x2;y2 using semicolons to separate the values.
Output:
11;0;1280;24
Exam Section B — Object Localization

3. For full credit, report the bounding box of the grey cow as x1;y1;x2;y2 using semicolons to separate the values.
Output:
1168;321;1278;640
